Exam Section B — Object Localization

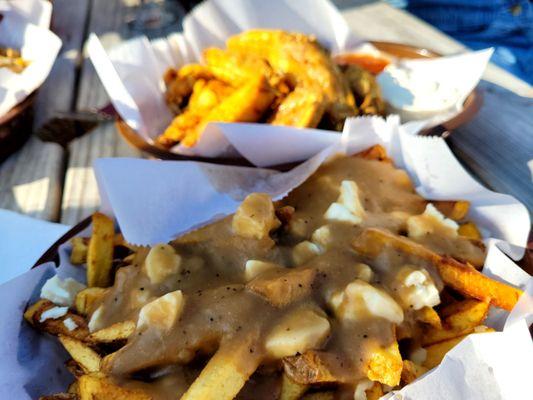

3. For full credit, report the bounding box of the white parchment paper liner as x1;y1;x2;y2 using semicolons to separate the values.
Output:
87;0;491;161
0;0;61;118
0;116;531;399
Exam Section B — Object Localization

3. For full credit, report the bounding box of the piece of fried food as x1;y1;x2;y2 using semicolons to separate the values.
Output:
401;360;428;384
75;287;107;316
160;74;276;147
164;64;214;114
268;86;326;128
280;372;308;400
187;79;234;113
227;29;356;124
341;64;385;116
59;335;101;373
458;222;482;239
352;228;522;311
180;339;262;400
422;299;489;345
364;341;403;387
87;320;136;344
24;299;89;340
78;373;152;400
203;47;275;85
87;213;115;288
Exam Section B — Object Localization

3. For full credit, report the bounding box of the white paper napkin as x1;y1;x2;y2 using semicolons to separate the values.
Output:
0;210;69;284
0;0;52;28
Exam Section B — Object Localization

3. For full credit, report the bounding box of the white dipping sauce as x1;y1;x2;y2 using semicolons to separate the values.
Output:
377;64;462;121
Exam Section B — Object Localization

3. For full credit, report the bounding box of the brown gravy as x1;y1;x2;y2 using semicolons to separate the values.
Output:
92;155;485;398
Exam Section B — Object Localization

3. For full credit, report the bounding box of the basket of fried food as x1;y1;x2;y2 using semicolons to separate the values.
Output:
156;29;385;149
27;145;523;400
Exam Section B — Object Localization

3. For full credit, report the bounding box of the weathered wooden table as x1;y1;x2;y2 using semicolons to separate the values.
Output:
0;0;531;226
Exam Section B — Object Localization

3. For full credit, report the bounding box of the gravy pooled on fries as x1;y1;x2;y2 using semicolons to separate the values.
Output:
26;145;522;400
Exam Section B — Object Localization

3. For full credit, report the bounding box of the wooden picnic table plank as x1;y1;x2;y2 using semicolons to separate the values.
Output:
340;2;533;213
0;0;91;222
60;0;186;225
0;137;63;221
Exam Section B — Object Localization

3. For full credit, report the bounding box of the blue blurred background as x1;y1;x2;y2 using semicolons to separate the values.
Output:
388;0;533;84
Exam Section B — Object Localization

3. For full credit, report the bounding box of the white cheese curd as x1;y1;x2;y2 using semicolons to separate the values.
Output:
145;243;182;284
288;217;308;238
353;263;374;283
39;306;68;323
137;290;184;331
88;306;105;333
311;225;334;248
377;63;462;121
329;280;404;324
244;260;279;281
407;203;459;239
354;379;374;400
410;347;427;365
394;266;440;310
324;203;362;225
232;193;280;240
40;275;86;307
292;241;323;265
338;180;365;219
324;180;365;225
63;317;78;332
265;308;330;359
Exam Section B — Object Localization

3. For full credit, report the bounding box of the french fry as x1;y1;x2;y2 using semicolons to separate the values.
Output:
75;287;107;316
59;335;101;373
432;200;470;221
280;372;308;400
416;307;442;329
401;360;428;384
177;75;277;147
422;299;489;345
422;327;494;370
67;381;79;395
365;382;384;400
65;359;85;378
283;351;345;384
78;373;151;400
458;222;482;240
24;299;89;340
70;237;88;265
356;144;392;163
203;47;274;85
180;340;262;400
365;341;403;387
352;228;522;311
87;321;135;344
423;335;466;369
87;213;115;288
438;256;521;311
